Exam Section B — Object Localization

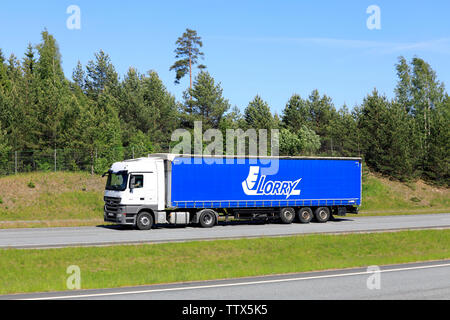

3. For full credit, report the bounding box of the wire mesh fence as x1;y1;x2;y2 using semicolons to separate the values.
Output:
0;146;167;176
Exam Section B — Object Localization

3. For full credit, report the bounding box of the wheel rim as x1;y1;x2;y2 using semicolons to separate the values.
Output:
203;214;213;225
302;211;310;220
140;216;150;226
285;210;293;220
319;210;328;220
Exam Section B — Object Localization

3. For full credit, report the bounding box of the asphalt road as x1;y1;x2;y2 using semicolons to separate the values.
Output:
0;213;449;249
3;260;450;300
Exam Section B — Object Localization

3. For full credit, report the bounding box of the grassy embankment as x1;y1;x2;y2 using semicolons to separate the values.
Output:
360;173;449;215
0;171;448;228
0;172;105;228
0;229;449;294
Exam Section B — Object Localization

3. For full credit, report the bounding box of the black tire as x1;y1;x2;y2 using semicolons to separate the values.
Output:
314;207;330;223
297;207;313;223
199;209;216;228
279;207;295;224
136;211;154;230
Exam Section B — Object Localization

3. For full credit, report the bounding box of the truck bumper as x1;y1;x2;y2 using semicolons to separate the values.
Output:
104;205;136;225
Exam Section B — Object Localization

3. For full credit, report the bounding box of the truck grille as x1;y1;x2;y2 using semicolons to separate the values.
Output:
104;196;121;212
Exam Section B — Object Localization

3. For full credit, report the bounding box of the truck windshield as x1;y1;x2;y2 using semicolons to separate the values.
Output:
105;172;128;191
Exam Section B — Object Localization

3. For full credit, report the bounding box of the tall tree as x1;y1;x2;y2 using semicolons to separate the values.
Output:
0;122;11;174
281;94;310;132
19;44;40;150
118;68;178;152
34;30;69;150
395;56;413;113
85;50;119;100
142;71;178;150
381;101;418;180
72;60;85;90
424;95;450;184
358;89;390;174
170;28;206;89
410;57;445;168
394;56;446;177
328;105;360;157
244;95;275;130
182;71;230;129
306;89;336;153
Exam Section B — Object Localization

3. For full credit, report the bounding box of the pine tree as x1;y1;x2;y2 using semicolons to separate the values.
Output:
244;95;275;130
170;28;206;89
381;102;418;180
328;105;360;156
0;122;11;174
306;89;337;153
219;105;246;131
424;95;450;185
72;60;85;90
3;54;24;150
281;94;310;132
358;89;390;173
182;71;230;129
85;50;119;100
34;30;68;151
142;71;178;150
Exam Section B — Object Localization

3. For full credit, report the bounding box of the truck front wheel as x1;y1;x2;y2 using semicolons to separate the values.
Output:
136;212;154;230
280;207;295;224
314;207;330;223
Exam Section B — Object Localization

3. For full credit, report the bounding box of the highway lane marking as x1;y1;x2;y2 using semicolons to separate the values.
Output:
22;262;450;300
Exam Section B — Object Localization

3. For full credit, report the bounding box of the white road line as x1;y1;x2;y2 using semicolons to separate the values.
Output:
23;262;450;300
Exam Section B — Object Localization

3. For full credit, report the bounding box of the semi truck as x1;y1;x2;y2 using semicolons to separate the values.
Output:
103;154;361;230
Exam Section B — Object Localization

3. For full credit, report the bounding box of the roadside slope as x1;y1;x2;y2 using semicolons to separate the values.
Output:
0;172;105;227
0;171;448;228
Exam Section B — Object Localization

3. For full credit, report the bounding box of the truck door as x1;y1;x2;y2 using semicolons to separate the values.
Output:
129;172;157;205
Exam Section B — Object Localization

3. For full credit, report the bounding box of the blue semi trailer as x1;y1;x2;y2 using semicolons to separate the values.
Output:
103;153;362;230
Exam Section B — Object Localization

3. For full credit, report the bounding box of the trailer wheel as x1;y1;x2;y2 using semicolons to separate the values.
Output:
199;209;216;228
280;207;295;224
136;211;154;230
297;207;313;223
314;207;330;223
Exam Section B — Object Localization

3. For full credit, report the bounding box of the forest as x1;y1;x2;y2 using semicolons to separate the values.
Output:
0;30;448;185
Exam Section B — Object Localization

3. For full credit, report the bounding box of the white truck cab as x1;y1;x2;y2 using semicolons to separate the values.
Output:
103;157;166;228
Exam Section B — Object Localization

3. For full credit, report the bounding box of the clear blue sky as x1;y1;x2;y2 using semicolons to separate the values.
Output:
1;0;449;114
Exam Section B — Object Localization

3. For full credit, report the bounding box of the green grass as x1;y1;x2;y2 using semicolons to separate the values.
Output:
0;191;103;221
0;172;105;225
360;174;449;214
1;229;449;295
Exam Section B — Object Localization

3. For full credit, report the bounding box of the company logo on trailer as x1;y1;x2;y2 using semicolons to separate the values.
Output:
242;166;301;199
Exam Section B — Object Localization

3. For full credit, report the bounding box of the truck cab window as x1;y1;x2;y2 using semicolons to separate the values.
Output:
131;175;144;189
105;172;128;191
